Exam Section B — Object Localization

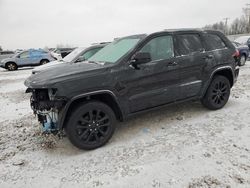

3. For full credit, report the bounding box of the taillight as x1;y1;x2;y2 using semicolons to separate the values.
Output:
232;50;240;58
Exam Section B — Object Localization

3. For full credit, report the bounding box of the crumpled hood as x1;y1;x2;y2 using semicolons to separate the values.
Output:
25;61;107;88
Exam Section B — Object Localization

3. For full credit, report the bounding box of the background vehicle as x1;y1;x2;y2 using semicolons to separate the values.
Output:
0;49;54;71
32;43;109;74
50;48;75;60
231;41;249;66
234;36;250;49
25;29;239;150
0;51;14;61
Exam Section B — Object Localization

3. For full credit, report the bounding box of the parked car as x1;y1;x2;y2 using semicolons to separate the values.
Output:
0;51;14;62
50;48;75;60
231;41;249;66
0;49;54;71
32;43;109;74
25;29;239;150
234;36;250;49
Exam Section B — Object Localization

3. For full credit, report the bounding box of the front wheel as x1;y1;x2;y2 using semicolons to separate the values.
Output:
6;62;17;71
201;75;231;110
65;101;117;150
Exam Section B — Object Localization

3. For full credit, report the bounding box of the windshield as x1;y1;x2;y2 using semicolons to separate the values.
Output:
63;47;85;63
88;38;141;63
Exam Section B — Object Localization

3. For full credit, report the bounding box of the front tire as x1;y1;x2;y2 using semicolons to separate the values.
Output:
6;62;17;71
201;75;231;110
65;101;117;150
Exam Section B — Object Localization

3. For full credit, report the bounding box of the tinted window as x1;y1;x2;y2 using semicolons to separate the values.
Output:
139;35;174;61
176;34;203;56
205;34;226;50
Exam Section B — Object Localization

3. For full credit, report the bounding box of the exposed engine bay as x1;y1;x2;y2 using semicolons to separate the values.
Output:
27;88;66;133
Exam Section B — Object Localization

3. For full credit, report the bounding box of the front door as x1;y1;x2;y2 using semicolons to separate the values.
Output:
16;51;32;66
118;35;181;113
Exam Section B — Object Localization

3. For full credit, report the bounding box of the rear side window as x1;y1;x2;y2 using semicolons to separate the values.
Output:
175;34;203;56
205;34;226;51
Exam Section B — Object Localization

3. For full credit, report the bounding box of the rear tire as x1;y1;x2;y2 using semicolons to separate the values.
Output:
6;62;17;71
239;55;246;66
201;75;231;110
65;101;117;150
40;59;49;65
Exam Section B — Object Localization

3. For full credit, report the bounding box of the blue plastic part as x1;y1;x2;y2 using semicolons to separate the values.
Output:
42;122;58;133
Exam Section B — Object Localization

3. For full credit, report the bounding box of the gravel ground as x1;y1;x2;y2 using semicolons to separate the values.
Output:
0;65;250;188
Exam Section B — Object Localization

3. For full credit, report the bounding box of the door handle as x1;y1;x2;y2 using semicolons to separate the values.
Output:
203;55;214;59
167;62;178;66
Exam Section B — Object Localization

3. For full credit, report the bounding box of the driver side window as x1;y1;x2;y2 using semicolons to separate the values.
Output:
139;35;174;61
19;51;29;58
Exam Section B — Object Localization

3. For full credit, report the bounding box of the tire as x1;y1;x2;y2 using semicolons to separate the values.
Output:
40;59;49;65
65;101;117;150
239;55;246;66
201;75;231;110
6;62;17;71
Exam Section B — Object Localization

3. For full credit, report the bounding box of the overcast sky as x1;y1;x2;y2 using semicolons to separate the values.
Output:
0;0;249;50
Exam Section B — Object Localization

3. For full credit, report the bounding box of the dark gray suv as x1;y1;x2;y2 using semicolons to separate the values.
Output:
25;29;239;150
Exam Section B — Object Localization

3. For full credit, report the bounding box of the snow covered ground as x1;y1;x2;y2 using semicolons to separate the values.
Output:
0;65;250;188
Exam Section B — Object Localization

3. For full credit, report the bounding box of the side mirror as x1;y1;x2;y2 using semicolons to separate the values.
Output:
131;52;151;68
17;55;20;58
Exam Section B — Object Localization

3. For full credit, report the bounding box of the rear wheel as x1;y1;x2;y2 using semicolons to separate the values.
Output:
201;75;231;110
65;101;116;150
40;59;49;65
239;55;246;66
6;62;17;71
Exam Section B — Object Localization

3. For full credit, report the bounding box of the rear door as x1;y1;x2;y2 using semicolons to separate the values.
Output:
174;33;209;99
30;50;43;65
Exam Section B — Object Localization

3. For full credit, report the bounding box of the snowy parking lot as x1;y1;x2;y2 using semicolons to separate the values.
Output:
0;64;250;188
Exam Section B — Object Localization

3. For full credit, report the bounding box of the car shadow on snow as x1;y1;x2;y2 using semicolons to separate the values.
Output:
42;97;240;157
49;100;212;156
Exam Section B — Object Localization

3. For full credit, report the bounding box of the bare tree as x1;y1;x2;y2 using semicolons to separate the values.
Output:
203;6;250;35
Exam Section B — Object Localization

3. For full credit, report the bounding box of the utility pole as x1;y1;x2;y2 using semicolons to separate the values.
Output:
223;17;230;35
244;3;250;33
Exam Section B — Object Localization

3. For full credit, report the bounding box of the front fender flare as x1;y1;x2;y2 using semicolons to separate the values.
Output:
58;90;122;129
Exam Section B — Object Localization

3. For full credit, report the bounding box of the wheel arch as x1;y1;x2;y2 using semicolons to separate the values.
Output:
202;66;234;97
5;61;17;68
59;90;123;129
40;59;49;64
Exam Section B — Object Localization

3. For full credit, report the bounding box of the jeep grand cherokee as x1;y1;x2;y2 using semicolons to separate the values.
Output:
24;29;240;150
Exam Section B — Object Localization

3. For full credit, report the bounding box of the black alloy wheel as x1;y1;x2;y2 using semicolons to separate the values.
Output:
201;75;231;110
65;101;116;150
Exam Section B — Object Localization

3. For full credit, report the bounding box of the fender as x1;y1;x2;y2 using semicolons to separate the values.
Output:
201;65;235;97
58;90;122;129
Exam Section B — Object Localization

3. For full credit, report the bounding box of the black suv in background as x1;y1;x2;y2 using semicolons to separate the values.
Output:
25;29;239;150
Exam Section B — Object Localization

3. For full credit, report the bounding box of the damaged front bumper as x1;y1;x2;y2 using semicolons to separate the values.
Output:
26;88;67;133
